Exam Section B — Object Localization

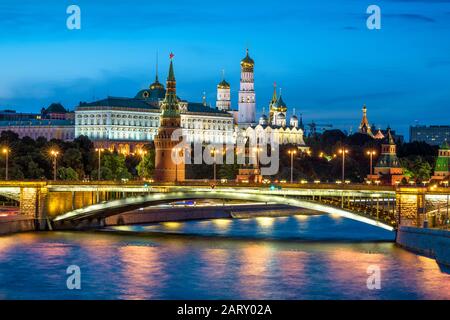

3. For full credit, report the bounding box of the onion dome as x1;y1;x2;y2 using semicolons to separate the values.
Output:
241;49;254;71
276;95;287;109
135;74;166;101
217;79;230;89
150;76;165;91
291;114;298;120
259;114;268;125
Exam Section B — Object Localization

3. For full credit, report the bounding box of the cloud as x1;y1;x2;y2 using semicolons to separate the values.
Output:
384;13;436;22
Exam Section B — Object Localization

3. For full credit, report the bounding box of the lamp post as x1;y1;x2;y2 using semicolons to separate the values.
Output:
2;148;9;181
95;148;104;181
338;148;349;182
253;147;263;168
253;146;263;184
174;147;182;183
50;150;59;181
211;148;218;183
288;149;297;184
366;150;376;176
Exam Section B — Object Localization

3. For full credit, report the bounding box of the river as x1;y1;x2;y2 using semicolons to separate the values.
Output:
0;214;449;299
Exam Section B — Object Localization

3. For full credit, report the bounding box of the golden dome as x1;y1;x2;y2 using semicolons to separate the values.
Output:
217;79;230;89
240;49;254;71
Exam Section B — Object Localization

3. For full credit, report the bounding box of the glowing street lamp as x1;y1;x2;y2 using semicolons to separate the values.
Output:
287;149;297;184
2;147;9;181
174;147;183;183
211;148;218;183
366;150;377;176
338;148;349;182
95;148;104;181
253;147;263;169
50;150;59;181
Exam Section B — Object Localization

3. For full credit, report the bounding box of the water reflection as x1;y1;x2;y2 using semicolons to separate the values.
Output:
0;215;449;299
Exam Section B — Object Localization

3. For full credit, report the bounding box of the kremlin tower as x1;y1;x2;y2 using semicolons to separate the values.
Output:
371;129;405;185
238;49;256;125
153;54;185;183
431;140;450;182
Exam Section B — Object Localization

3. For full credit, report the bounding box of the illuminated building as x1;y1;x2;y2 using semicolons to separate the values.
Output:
372;129;406;185
432;140;450;181
410;125;450;146
359;105;373;136
238;49;256;125
0;103;74;141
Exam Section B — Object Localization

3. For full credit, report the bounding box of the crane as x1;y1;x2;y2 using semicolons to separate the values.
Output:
307;121;333;137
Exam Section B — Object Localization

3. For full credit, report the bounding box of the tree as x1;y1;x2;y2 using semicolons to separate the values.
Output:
57;167;79;181
62;148;83;176
136;150;155;179
101;152;132;181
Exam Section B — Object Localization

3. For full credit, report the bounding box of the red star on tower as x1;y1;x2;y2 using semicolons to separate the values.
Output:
169;52;174;60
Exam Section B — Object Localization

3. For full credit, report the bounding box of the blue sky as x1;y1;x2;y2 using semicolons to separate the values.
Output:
0;0;450;137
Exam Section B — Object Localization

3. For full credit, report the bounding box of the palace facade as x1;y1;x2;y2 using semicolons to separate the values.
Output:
72;50;307;152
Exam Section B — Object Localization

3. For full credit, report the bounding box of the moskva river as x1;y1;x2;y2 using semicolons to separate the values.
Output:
0;214;449;299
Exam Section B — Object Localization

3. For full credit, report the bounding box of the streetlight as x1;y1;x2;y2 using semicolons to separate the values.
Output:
50;150;59;181
95;148;104;181
174;147;182;183
253;147;263;168
253;146;263;184
288;149;297;183
2;148;9;181
211;148;222;183
338;148;349;182
366;150;377;176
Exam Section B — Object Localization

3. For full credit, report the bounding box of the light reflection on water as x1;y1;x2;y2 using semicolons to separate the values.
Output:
0;214;449;300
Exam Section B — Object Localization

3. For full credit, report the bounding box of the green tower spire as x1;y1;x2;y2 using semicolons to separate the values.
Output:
160;53;179;117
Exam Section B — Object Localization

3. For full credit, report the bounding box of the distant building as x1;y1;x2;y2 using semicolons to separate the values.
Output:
0;103;75;141
0;109;40;121
410;125;450;146
40;103;74;120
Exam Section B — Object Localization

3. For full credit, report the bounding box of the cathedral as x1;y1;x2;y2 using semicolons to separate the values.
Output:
74;49;307;153
235;50;307;147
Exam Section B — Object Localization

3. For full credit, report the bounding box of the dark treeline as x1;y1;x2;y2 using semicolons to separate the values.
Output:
0;130;439;182
0;131;154;181
277;130;439;183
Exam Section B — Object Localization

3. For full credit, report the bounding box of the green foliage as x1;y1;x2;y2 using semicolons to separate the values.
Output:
400;156;433;181
57;167;79;181
218;163;239;180
101;152;132;181
136;148;155;179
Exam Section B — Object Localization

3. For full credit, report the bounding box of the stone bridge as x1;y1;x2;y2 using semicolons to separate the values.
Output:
0;181;449;231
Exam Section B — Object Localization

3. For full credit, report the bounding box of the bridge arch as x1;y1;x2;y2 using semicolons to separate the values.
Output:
53;189;395;231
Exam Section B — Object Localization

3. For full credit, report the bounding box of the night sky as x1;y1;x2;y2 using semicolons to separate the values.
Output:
1;0;449;137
